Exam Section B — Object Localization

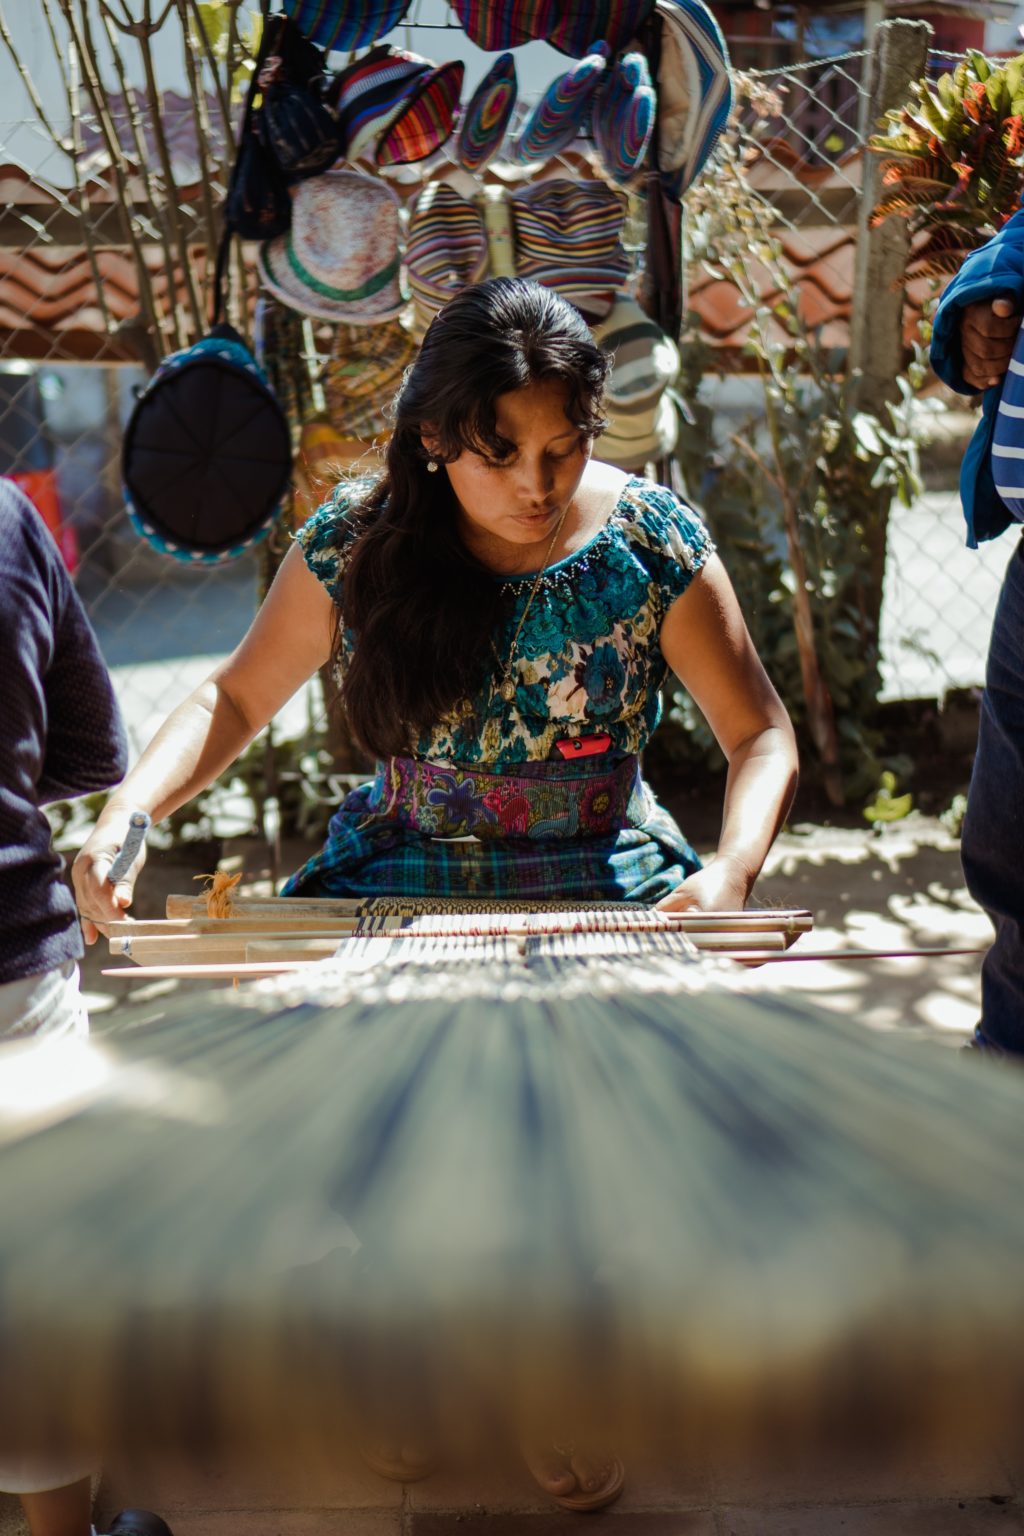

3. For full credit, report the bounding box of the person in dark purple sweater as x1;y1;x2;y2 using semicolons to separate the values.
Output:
0;477;127;1032
0;478;171;1536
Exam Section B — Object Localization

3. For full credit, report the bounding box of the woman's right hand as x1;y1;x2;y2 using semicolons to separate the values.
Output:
72;810;148;945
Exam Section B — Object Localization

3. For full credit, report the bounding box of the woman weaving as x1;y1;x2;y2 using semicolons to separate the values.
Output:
73;276;797;1507
75;275;796;921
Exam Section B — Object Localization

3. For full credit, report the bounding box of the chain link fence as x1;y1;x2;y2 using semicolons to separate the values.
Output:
691;42;1010;706
0;17;1011;814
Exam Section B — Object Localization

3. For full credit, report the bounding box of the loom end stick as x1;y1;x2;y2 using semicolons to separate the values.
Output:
107;811;151;887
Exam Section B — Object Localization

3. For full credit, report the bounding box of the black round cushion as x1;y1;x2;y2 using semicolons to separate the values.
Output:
122;329;292;558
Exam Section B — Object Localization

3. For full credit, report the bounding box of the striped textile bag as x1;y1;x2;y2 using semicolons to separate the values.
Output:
509;47;608;164
510;179;629;322
453;0;655;57
592;50;656;186
375;59;465;167
654;0;733;201
991;314;1024;521
282;0;411;51
455;51;517;172
333;45;431;161
406;182;489;334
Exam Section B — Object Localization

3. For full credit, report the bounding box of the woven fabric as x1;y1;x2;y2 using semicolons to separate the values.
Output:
593;293;680;407
375;59;465;166
510;178;629;320
510;47;608;164
655;0;732;201
406;183;489;333
323;317;417;440
281;753;700;902
599;392;679;470
592;50;656;185
282;0;411;52
990;315;1024;520
364;752;650;840
453;0;655;58
333;44;430;162
292;474;713;767
455;52;517;172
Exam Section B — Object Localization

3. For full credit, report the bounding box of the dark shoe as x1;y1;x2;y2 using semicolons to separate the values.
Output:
106;1512;174;1536
962;1023;1005;1057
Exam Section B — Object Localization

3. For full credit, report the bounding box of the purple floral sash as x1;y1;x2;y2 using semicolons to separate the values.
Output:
366;754;651;841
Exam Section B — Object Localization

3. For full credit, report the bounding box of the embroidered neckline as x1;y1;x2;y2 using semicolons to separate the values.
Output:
496;475;645;594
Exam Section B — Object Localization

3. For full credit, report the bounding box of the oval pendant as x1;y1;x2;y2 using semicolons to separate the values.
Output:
499;677;517;703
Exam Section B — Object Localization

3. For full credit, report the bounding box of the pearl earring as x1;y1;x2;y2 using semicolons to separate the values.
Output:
426;459;439;473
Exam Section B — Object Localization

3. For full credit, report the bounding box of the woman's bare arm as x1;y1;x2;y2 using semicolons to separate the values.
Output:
72;544;336;937
657;553;798;911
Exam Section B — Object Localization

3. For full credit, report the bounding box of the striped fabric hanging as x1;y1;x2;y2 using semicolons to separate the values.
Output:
406;182;489;333
509;179;630;322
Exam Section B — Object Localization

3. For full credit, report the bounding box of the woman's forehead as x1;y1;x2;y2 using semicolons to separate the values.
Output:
493;379;575;438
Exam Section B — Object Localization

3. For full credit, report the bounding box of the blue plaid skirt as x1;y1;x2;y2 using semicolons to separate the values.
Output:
281;754;701;903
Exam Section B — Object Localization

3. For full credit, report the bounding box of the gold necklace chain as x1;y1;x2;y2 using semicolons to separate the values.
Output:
491;502;571;705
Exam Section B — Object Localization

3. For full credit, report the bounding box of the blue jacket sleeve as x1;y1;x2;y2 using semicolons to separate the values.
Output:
929;212;1024;545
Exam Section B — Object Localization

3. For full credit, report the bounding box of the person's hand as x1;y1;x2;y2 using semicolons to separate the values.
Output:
654;853;753;915
71;812;148;945
961;296;1020;390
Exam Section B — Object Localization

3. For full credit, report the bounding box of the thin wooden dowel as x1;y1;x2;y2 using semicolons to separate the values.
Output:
735;946;986;965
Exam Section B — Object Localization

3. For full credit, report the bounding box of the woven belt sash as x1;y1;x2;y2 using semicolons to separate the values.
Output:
367;754;650;841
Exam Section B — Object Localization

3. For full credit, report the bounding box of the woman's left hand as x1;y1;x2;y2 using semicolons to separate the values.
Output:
655;855;753;915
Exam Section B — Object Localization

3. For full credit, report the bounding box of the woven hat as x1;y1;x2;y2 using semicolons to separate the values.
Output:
323;317;417;440
655;0;733;201
333;44;432;162
455;52;517;172
510;46;608;164
258;169;405;324
375;59;464;167
598;390;679;470
592;50;656;186
281;0;411;52
592;293;680;408
453;0;655;59
510;178;629;322
406;182;489;336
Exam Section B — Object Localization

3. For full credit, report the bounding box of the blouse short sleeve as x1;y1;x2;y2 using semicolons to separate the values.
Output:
292;484;363;603
621;478;715;623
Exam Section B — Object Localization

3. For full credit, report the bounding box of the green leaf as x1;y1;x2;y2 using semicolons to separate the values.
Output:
851;413;884;456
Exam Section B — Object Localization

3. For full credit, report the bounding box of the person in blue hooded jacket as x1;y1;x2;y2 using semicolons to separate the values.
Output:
932;218;1024;1055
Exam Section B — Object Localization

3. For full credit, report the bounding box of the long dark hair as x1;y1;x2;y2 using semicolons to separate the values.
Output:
338;277;610;759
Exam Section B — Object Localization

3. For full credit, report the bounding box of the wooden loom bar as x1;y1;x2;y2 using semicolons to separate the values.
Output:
109;928;791;966
101;946;988;983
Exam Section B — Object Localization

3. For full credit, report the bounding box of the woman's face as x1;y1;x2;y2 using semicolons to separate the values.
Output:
429;378;592;558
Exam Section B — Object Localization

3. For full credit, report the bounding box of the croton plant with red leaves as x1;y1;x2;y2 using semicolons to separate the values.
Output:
869;50;1024;284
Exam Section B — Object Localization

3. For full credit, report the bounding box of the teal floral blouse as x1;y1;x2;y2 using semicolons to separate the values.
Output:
295;474;714;770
